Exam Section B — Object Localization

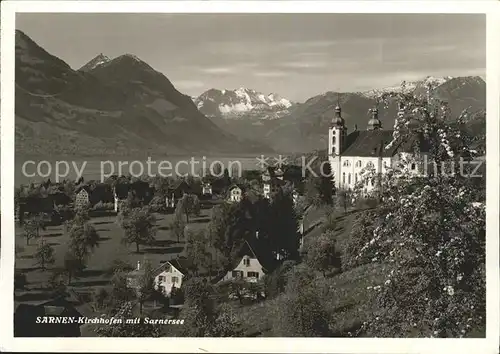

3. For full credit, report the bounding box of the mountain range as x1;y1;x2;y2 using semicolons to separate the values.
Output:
15;30;270;157
196;76;485;153
194;88;293;120
15;29;486;157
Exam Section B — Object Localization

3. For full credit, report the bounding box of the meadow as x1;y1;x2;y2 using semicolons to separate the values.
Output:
14;207;214;304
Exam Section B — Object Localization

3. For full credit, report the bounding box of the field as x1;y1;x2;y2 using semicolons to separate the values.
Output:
14;206;214;304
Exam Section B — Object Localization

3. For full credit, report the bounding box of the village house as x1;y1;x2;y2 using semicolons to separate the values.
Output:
126;259;189;296
261;166;301;201
74;186;91;210
328;103;429;193
219;237;277;283
154;259;189;295
227;184;245;203
202;182;212;196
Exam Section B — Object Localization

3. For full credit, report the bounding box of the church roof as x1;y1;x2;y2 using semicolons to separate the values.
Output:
342;130;430;157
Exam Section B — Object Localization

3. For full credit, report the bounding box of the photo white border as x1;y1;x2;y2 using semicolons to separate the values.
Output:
1;1;499;353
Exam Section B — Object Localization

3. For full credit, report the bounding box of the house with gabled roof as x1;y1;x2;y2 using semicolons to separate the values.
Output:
126;258;190;296
14;295;86;337
227;184;245;203
74;185;91;210
218;237;278;284
328;103;430;193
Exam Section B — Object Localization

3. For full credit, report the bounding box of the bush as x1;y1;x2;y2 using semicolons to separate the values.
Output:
264;260;297;298
272;265;331;336
342;210;380;270
305;230;342;276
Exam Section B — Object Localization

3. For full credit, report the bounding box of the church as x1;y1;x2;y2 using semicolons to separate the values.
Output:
327;103;429;193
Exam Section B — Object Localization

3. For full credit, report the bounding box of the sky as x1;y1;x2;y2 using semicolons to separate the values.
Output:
16;13;485;101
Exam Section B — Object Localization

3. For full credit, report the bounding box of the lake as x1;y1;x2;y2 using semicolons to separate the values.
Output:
14;155;265;186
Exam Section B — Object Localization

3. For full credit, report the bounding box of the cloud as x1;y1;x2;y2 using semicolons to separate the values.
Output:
172;80;205;90
294;51;327;57
281;40;338;48
281;61;326;69
237;62;259;68
199;67;236;74
253;71;287;78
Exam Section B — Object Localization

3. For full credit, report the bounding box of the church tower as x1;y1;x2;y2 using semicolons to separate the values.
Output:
328;104;346;156
367;106;382;130
328;103;346;189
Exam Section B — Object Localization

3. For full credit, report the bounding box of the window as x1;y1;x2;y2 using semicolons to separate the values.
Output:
247;271;259;279
343;160;350;167
356;160;362;168
411;163;416;170
355;174;358;183
243;258;251;266
332;147;336;155
171;276;179;284
348;173;351;184
158;276;165;282
342;172;346;184
232;270;243;278
332;136;336;145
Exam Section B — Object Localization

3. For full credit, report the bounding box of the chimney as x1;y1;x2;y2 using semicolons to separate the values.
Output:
354;124;358;131
137;261;141;270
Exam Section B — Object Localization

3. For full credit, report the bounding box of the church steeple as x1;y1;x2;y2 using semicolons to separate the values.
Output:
331;102;345;127
367;106;382;130
329;100;347;156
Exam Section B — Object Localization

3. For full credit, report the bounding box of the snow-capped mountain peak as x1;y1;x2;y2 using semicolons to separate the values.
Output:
194;88;293;120
78;53;111;72
362;75;454;98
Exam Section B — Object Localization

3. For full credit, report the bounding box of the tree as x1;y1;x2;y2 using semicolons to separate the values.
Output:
211;303;241;336
63;251;85;285
73;205;91;223
273;265;331;336
222;168;232;188
23;220;38;245
268;189;300;260
184;229;211;276
170;208;186;243
304;162;335;207
34;240;55;271
108;272;136;308
67;222;100;262
305;231;341;276
120;206;156;253
93;288;110;311
48;269;67;296
322;205;337;232
335;188;351;214
180;278;220;337
23;216;46;245
136;259;156;314
264;260;297;298
176;194;201;224
350;88;486;337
